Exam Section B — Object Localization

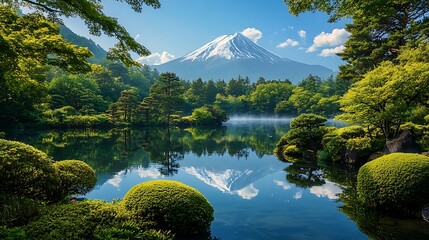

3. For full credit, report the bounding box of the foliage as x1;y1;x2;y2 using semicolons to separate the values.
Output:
0;226;26;240
43;107;110;127
0;139;58;201
2;0;161;66
321;126;375;163
275;114;327;161
141;229;175;240
52;160;97;201
357;153;429;212
108;88;140;123
186;105;229;125
250;81;294;113
123;180;214;236
24;200;138;240
48;74;107;112
0;6;92;123
149;73;185;125
0;194;43;228
284;0;429;82
337;44;429;139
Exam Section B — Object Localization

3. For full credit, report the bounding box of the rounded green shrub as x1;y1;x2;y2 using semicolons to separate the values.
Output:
357;153;429;211
123;180;214;236
0;139;58;200
24;200;134;240
52;160;97;200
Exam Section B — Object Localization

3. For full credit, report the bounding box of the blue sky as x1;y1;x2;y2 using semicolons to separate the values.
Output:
63;0;350;71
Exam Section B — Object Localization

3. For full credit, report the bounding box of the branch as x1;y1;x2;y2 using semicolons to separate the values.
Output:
22;0;61;13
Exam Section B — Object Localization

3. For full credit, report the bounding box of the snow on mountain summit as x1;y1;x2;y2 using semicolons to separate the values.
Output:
181;32;283;63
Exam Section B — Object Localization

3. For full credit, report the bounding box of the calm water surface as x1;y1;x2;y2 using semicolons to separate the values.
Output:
6;119;429;240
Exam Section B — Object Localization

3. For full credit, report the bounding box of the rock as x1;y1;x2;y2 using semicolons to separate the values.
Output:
422;152;429;157
422;204;429;222
367;152;385;161
303;150;316;160
385;131;421;153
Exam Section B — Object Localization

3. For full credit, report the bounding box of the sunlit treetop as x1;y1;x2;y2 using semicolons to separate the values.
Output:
1;0;161;66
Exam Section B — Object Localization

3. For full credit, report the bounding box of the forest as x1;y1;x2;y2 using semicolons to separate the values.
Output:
1;0;429;239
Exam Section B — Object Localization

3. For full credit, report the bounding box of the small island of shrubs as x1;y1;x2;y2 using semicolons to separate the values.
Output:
0;139;214;239
275;113;429;216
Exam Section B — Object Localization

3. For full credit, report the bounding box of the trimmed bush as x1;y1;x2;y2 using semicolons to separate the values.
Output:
52;160;97;201
0;140;58;200
357;153;429;212
24;200;135;240
275;114;327;162
123;180;214;236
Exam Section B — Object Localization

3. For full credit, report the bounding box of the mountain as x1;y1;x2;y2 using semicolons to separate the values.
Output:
156;33;334;84
60;25;107;61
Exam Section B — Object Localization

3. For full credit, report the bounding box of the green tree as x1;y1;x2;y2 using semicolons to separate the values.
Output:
284;0;429;82
206;80;218;104
185;78;207;107
2;0;161;66
250;81;294;113
289;87;323;114
137;96;157;124
337;44;429;139
226;76;251;97
48;74;107;112
0;6;92;122
298;75;322;92
114;88;140;123
150;72;184;125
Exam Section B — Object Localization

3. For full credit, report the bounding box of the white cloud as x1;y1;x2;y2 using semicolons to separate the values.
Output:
241;27;263;43
307;28;350;53
294;191;303;199
235;184;259;200
310;181;342;200
274;180;292;190
298;30;307;39
137;168;162;179
107;170;125;188
136;51;175;65
134;34;140;40
319;45;346;57
277;39;299;48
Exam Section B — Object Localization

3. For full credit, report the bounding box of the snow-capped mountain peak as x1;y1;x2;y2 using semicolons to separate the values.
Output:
181;32;283;63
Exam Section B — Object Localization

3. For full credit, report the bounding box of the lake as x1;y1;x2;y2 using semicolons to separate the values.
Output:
5;119;429;239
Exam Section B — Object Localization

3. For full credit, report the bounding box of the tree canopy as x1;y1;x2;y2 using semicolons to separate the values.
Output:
284;0;429;82
337;43;429;139
2;0;161;66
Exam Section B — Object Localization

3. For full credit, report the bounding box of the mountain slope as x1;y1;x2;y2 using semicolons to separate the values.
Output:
156;33;334;84
60;25;107;61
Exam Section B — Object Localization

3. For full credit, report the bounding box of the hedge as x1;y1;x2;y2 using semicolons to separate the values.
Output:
123;180;214;236
357;153;429;212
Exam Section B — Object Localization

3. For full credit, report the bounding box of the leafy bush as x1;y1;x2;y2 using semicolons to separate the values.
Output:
0;226;26;240
0;139;58;201
185;105;229;125
141;229;175;240
321;126;375;163
0;194;43;227
52;160;97;201
275;114;327;161
357;153;429;212
283;145;301;156
24;200;137;240
123;180;214;236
